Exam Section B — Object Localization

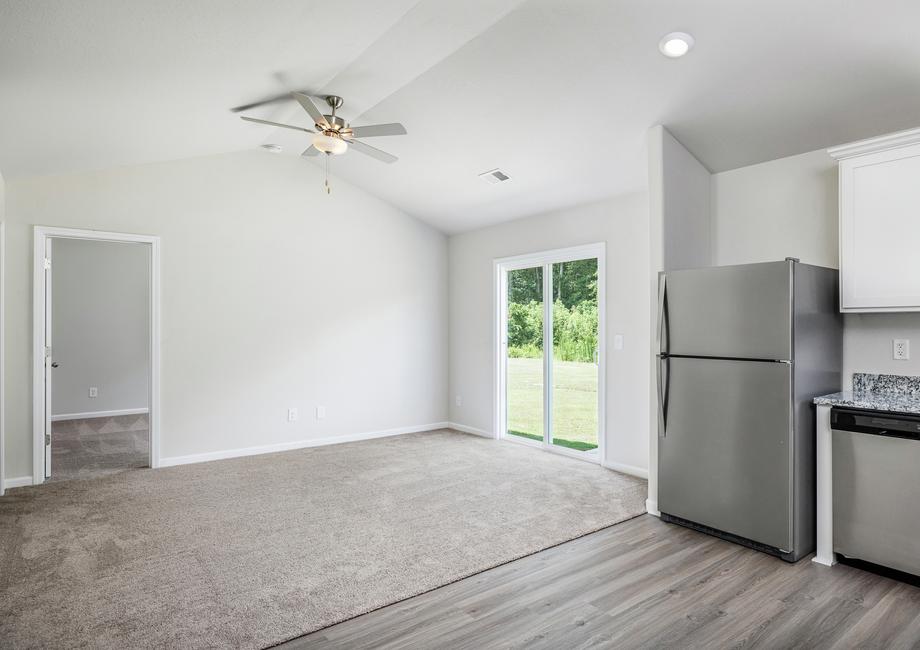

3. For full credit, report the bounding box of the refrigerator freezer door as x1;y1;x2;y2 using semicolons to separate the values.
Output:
663;262;793;360
659;356;793;552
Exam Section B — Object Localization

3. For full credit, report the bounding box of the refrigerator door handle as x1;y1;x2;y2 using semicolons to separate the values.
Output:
657;273;667;354
657;354;670;436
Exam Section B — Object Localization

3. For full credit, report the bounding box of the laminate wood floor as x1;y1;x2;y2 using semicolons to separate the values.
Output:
278;514;920;649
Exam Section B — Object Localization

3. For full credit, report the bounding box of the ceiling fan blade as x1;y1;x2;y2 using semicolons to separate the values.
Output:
301;147;319;157
293;92;330;128
348;123;407;138
241;116;315;133
347;139;398;164
230;92;297;113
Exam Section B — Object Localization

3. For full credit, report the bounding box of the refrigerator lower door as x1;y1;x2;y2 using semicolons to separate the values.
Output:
659;356;793;553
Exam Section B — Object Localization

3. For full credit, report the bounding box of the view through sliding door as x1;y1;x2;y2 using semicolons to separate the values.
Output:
505;265;545;445
500;246;602;459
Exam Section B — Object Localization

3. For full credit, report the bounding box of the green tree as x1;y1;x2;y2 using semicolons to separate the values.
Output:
552;259;597;308
506;260;598;362
508;266;542;304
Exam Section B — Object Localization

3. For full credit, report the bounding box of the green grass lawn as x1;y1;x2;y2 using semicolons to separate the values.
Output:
507;357;598;452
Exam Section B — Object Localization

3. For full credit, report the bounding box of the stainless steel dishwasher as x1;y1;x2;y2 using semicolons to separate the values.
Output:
831;407;920;576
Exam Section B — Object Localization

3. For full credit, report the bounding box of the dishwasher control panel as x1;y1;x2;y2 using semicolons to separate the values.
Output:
831;407;920;440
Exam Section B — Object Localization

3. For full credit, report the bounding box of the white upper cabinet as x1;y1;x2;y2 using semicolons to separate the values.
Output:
830;128;920;312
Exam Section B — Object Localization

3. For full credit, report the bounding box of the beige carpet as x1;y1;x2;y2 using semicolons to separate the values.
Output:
50;414;149;482
0;429;647;649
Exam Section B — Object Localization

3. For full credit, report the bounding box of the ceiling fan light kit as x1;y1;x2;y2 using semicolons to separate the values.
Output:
241;93;406;194
312;133;347;155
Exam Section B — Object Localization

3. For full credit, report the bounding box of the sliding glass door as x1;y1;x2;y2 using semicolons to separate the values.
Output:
550;259;599;453
498;245;603;459
506;266;544;444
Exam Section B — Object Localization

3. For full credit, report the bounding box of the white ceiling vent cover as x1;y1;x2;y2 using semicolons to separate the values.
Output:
478;168;512;184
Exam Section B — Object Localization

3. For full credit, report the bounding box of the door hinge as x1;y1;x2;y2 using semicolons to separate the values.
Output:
43;257;52;270
45;433;51;446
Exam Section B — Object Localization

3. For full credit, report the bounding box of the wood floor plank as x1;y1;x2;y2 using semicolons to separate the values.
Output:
829;583;920;650
278;515;920;649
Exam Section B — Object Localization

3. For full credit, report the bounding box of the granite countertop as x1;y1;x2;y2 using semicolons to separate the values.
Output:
814;373;920;414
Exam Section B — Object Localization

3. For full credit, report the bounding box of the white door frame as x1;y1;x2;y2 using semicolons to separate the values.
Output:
493;242;606;464
32;226;162;483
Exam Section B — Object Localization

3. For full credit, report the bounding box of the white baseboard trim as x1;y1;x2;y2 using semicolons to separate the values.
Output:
447;422;494;438
3;476;33;490
646;499;660;517
159;422;449;468
601;459;649;480
51;408;149;422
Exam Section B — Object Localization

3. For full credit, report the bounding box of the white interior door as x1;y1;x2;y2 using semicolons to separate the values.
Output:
43;238;53;478
32;227;162;482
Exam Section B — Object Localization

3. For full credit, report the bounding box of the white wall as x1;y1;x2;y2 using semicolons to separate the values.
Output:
51;238;149;417
660;128;711;271
4;150;448;479
646;126;713;513
448;194;650;475
711;149;838;268
711;145;920;388
843;314;920;381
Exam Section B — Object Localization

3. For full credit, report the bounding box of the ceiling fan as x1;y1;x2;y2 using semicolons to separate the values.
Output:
241;93;406;193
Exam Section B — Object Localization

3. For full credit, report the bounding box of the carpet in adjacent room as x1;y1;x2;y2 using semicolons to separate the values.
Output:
49;414;149;482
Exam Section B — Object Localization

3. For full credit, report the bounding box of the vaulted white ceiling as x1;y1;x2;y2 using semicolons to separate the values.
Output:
3;0;920;233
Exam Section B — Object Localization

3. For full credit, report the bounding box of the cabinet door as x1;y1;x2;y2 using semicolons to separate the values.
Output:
840;143;920;312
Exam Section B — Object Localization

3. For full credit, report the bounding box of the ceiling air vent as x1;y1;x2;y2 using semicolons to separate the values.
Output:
478;168;511;184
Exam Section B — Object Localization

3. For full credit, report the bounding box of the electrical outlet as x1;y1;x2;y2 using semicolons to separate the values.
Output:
455;395;462;407
613;334;624;350
88;387;98;398
287;408;298;422
893;339;910;360
315;406;326;420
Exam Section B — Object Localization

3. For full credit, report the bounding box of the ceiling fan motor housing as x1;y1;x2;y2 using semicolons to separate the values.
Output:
320;115;349;133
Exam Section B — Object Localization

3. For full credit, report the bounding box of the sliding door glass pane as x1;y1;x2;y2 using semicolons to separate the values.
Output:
551;259;598;453
506;266;543;443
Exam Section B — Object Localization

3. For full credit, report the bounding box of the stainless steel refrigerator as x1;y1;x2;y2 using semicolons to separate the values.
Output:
657;259;842;562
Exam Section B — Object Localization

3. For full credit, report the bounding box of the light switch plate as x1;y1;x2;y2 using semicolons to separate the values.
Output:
613;334;624;350
315;406;326;420
287;408;298;422
88;387;98;398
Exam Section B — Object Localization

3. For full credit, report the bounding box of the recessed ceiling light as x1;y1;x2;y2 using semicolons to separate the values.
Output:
659;32;694;58
260;143;283;153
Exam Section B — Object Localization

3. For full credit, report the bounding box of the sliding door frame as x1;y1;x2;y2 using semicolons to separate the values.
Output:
32;226;162;483
493;242;606;464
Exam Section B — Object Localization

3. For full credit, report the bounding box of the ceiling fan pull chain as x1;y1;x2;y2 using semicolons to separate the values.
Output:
324;153;332;194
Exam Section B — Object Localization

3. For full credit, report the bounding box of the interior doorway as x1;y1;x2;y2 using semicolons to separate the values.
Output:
33;227;161;484
495;243;605;462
